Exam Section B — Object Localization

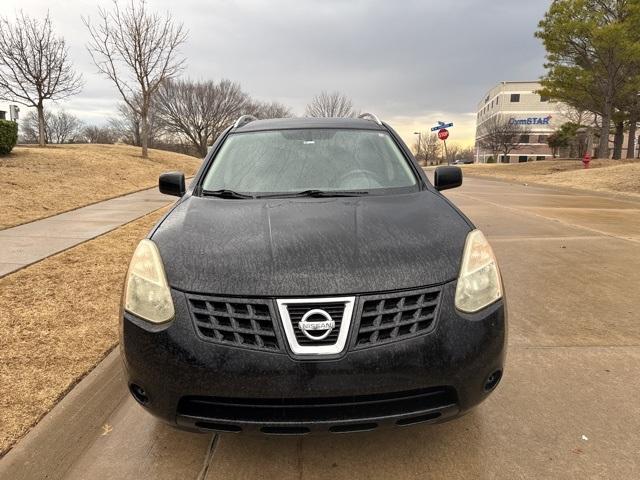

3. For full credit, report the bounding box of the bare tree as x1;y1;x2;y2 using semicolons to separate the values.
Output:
20;110;52;144
21;110;84;144
444;143;461;163
477;117;503;161
49;111;84;143
156;79;250;156
413;133;441;165
0;12;83;147
442;144;476;163
109;103;142;146
456;146;475;161
248;100;293;120
84;0;187;158
83;125;118;144
305;91;357;118
477;115;532;162
558;104;593;127
109;101;163;147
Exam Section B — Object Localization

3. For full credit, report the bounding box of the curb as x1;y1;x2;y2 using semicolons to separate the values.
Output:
0;349;127;480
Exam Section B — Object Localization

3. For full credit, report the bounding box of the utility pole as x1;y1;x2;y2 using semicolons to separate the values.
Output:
414;131;422;163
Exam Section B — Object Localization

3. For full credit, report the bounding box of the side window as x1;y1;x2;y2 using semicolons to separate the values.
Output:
510;94;520;103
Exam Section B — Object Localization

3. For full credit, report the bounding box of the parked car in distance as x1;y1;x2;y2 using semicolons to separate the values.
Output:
454;159;475;165
121;114;507;435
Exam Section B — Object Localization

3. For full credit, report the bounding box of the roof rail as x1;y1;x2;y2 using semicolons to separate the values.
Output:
358;112;382;126
233;114;258;129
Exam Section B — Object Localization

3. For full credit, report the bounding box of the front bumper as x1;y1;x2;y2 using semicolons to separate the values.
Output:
120;282;507;434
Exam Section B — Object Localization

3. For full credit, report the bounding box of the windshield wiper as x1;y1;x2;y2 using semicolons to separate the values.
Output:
201;189;254;199
258;189;369;199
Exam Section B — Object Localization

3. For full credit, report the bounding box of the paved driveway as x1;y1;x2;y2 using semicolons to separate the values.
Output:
5;176;640;479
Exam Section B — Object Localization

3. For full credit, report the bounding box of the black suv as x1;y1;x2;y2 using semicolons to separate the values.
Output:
121;114;506;434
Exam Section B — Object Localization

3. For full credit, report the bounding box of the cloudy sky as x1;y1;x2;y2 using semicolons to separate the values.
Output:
1;0;552;147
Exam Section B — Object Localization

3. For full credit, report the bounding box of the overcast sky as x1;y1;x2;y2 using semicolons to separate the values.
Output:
1;0;552;147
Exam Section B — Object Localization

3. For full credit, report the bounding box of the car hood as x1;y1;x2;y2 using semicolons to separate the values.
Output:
152;191;471;297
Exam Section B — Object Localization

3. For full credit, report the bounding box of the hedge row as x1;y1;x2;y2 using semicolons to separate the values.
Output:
0;120;18;155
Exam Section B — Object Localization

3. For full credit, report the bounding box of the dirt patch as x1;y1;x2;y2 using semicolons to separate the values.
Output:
0;144;200;229
0;208;166;456
459;160;640;197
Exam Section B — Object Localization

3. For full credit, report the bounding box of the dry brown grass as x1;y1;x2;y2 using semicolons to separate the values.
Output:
0;208;166;456
0;144;200;229
460;159;640;197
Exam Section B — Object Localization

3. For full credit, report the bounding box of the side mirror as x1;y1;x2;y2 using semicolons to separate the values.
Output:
159;171;186;197
434;166;462;191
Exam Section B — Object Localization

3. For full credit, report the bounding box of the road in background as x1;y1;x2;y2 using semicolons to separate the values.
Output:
2;176;639;479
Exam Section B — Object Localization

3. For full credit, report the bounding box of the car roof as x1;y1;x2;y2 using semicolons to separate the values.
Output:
233;117;386;133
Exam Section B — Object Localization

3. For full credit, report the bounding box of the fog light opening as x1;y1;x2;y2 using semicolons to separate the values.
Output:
484;369;503;392
130;383;150;405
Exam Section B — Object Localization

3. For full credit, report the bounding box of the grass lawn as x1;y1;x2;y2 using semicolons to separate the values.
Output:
0;208;166;456
459;159;640;198
0;144;200;229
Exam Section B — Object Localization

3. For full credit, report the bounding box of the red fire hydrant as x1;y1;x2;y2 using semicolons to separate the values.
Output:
582;152;591;169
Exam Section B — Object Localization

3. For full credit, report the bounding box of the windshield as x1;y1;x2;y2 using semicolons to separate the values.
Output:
201;129;418;195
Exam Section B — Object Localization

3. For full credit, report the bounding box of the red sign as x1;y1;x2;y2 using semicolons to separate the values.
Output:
438;128;449;141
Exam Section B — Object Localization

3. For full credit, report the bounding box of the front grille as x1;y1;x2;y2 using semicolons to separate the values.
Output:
186;294;281;352
355;287;441;349
186;286;442;354
286;302;346;346
177;386;457;425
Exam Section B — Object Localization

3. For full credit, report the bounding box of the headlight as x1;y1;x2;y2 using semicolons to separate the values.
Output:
455;230;503;313
124;239;175;323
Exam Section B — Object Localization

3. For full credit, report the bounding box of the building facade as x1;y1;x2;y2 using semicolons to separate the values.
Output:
474;81;568;163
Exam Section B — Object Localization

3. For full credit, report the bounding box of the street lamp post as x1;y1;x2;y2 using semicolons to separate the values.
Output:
414;131;422;164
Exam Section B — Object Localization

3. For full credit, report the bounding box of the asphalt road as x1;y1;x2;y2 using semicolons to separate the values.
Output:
10;176;640;479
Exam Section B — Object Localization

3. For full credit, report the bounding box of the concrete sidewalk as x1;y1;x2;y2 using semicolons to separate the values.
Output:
0;188;174;277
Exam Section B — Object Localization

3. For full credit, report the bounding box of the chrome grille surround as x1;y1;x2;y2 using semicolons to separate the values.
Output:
276;297;355;355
